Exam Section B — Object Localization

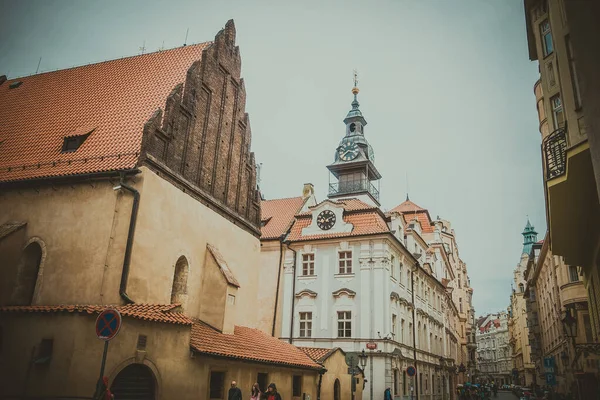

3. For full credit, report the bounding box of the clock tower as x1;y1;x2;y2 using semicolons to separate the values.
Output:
327;75;382;206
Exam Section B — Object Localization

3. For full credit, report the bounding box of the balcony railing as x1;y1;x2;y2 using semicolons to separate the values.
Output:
329;179;380;201
543;127;567;180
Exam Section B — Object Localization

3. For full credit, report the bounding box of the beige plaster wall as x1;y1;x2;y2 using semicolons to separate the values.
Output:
320;350;364;400
0;180;132;305
0;313;196;399
129;167;262;330
257;240;285;335
192;355;319;400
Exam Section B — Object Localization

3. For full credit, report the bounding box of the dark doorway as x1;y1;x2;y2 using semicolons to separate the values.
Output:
257;372;268;393
111;364;156;400
334;378;341;400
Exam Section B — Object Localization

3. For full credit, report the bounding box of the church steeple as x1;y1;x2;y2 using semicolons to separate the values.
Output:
327;72;382;206
521;218;538;255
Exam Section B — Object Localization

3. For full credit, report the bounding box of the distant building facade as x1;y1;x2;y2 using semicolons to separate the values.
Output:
476;312;511;386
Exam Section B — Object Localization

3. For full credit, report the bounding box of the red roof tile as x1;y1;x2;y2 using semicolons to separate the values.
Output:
190;321;322;370
0;303;192;325
299;347;338;363
298;198;375;216
389;199;425;213
261;196;306;240
287;211;390;242
389;200;434;233
0;42;210;182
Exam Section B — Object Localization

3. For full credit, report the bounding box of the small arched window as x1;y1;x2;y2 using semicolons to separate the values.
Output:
519;283;524;293
12;241;43;305
171;256;189;306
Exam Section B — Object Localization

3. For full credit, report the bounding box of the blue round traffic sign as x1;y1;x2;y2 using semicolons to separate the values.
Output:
407;366;416;377
95;308;122;341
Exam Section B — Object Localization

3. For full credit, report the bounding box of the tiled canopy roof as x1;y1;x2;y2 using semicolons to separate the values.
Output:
206;244;241;288
389;199;425;213
261;196;306;239
190;321;323;370
0;303;192;325
0;221;26;240
0;42;210;182
299;347;338;363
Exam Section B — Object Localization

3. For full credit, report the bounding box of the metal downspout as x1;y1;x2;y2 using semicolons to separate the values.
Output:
284;241;297;344
271;235;285;336
116;175;140;304
412;263;420;400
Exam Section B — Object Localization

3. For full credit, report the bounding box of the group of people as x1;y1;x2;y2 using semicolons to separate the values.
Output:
228;380;282;400
457;383;498;399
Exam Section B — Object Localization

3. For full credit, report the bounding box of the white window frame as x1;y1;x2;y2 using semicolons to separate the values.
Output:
299;312;312;338
338;251;353;274
551;94;563;130
337;311;352;338
302;253;315;276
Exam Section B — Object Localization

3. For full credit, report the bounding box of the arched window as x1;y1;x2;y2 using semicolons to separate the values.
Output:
334;378;341;400
12;241;43;305
170;256;189;306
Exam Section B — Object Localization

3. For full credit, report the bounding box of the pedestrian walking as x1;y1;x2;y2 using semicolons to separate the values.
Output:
251;382;261;400
229;381;242;400
261;383;282;400
384;387;392;400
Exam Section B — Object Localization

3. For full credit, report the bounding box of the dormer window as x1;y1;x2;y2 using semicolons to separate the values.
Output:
61;130;93;153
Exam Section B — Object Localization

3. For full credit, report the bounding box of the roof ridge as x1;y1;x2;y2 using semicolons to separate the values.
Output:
5;42;212;81
262;195;304;202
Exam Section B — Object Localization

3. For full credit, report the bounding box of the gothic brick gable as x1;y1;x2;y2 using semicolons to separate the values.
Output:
139;20;261;235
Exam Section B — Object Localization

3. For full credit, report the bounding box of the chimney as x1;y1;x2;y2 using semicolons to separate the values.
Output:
0;75;6;86
302;183;314;199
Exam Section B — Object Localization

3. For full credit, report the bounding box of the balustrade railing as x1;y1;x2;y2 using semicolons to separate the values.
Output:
542;127;567;180
329;179;380;200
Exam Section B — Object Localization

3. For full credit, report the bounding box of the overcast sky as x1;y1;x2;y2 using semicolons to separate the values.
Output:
0;0;546;315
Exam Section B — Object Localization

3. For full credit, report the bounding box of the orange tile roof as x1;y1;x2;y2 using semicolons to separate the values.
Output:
261;196;306;240
190;321;323;370
298;198;376;216
287;211;390;242
389;199;425;213
0;303;192;325
389;200;434;233
0;42;210;182
299;347;338;363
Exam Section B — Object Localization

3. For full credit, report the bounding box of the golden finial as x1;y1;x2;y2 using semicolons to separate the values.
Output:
352;69;359;95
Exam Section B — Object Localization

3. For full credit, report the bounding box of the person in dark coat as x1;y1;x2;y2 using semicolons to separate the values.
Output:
384;387;392;400
228;381;242;400
261;383;282;400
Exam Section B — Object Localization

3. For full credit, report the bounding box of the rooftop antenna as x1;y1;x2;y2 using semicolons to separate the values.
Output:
35;57;42;74
353;69;358;87
184;28;189;46
139;40;146;55
406;172;410;201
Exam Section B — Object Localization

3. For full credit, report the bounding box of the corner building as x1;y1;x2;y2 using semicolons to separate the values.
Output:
261;85;475;400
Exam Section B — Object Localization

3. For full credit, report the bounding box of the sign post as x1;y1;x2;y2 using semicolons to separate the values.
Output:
93;308;122;399
407;366;416;400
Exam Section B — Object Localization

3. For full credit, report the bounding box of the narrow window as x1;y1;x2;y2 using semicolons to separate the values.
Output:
409;323;413;344
227;294;236;305
299;312;312;338
399;263;403;284
170;256;189;305
34;338;53;365
391;255;396;279
459;298;463;313
569;265;580;282
540;19;553;56
136;334;147;350
551;95;564;130
339;251;353;274
458;274;462;288
302;254;315;276
392;314;397;336
401;319;405;343
403;370;407;395
394;369;399;395
209;371;225;399
293;375;302;397
565;35;582;109
11;241;43;305
337;311;352;338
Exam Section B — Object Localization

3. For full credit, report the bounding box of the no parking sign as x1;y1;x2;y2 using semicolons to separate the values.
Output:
95;308;122;341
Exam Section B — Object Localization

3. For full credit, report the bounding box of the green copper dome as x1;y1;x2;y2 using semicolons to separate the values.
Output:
522;218;538;255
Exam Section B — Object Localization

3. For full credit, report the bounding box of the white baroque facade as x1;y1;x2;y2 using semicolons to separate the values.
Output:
260;84;475;400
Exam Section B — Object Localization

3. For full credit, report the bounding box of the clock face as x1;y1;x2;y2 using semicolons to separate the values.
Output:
338;141;359;161
317;210;336;230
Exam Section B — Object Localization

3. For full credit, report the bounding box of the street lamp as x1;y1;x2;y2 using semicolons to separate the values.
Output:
562;308;578;340
359;349;368;369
